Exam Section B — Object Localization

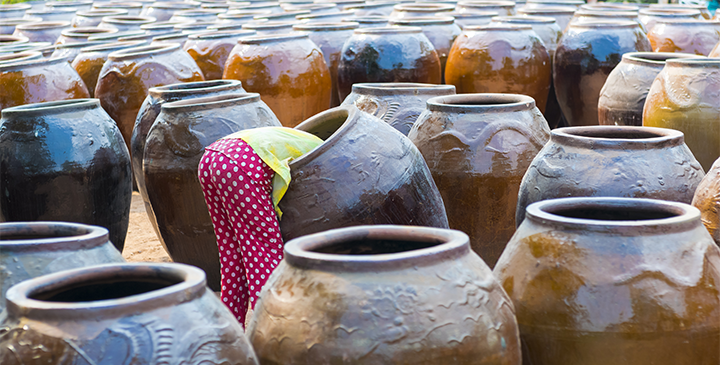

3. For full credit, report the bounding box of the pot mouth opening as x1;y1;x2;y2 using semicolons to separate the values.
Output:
2;99;99;117
62;28;116;36
517;6;576;14
161;92;260;110
189;29;256;39
389;16;455;24
354;25;423;34
101;15;157;23
427;93;535;111
547;205;677;221
293;22;359;30
150;79;242;94
560;126;670;139
77;9;129;16
0;50;42;65
310;238;441;255
352;82;456;95
624;51;698;64
80;40;146;52
238;32;307;43
16;21;71;30
1;223;92;241
465;23;532;31
29;275;183;303
492;15;556;23
0;221;108;252
569;19;638;28
552;126;684;148
255;10;310;20
108;42;178;59
297;106;348;141
638;8;701;16
88;29;145;40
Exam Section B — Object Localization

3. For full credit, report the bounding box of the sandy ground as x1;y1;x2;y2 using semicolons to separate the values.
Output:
122;192;172;263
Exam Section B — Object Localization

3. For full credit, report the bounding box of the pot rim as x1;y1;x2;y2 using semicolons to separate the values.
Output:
465;22;533;30
147;1;199;9
0;17;43;26
0;42;51;54
293;21;359;31
517;6;576;14
351;82;456;96
88;29;145;40
60;27;117;37
580;3;639;11
161;92;262;111
638;8;701;16
174;8;224;15
425;93;536;113
492;15;557;23
0;3;31;10
241;21;296;30
664;56;719;67
78;40;146;53
175;20;218;29
389;16;456;25
527;0;583;4
0;50;41;65
54;40;108;51
341;15;389;23
652;18;720;25
290;105;358;169
393;3;455;12
149;79;243;99
650;3;707;10
458;0;515;7
76;9;129;16
107;42;179;60
284;225;471;271
5;263;207;320
354;25;423;34
622;51;699;66
100;15;157;24
551;125;685;149
0;221;109;253
446;10;498;17
346;2;396;10
187;29;256;39
237;32;308;44
0;55;68;71
575;9;639;17
26;8;77;14
568;19;639;28
93;1;143;8
254;10;310;20
152;33;189;42
296;10;355;20
15;21;71;30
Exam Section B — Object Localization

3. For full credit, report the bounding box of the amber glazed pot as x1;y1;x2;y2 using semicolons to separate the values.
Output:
143;93;281;291
648;19;720;55
223;33;331;127
409;94;550;267
71;40;146;98
183;29;255;80
446;24;551;113
693;157;720;245
643;57;720;172
278;105;449;241
248;225;521;364
0;263;260;364
337;26;441;101
340;82;456;135
516;126;704;225
495;197;720;365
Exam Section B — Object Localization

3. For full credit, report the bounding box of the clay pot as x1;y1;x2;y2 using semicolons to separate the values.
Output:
495;197;720;365
240;21;297;35
409;94;550;267
598;52;697;126
224;33;331;127
141;1;200;21
648;19;720;55
554;20;651;126
445;24;551;113
693;157;720;245
98;15;157;32
651;3;712;20
95;43;204;153
0;4;30;19
0;99;132;250
445;10;497;28
71;40;145;97
143;93;281;291
277;105;449;241
0;263;260;364
0;222;125;313
389;3;455;18
0;18;42;35
643;57;720;171
248;225;521;364
55;27;117;44
337;27;441;101
13;21;71;43
71;9;129;27
516;6;575;30
183;30;255;80
457;0;515;15
638;8;702;32
516;126;705;225
93;2;144;16
340;82;456;135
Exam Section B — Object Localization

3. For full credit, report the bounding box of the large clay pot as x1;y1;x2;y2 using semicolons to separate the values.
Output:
0;99;132;250
647;19;720;55
554;20;651;126
693;157;720;245
278;105;449;241
248;225;521;364
0;263;260;364
638;8;702;32
0;222;125;313
12;21;70;43
598;52;697;126
95;43;204;152
223;33;331;127
495;197;720;365
409;94;550;267
71;40;146;98
516;126;705;225
446;23;551;113
643;57;720;171
183;29;255;80
143;93;281;291
337;26;441;101
340;82;455;135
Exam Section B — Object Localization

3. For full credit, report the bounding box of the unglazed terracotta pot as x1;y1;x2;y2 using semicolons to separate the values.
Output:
183;29;255;80
71;9;129;27
249;225;521;364
647;19;720;55
337;26;441;101
71;40;145;97
223;33;331;127
340;82;455;135
143;93;281;291
638;8;702;32
0;263;260;364
409;94;550;267
0;99;132;250
446;24;551;113
95;43;204;153
0;222;125;313
693;157;720;245
495;197;720;365
278;105;449;241
12;21;70;43
516;126;704;225
554;20;651;126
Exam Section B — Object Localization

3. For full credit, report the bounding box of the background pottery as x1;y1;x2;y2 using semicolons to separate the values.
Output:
647;19;720;55
693;157;720;245
71;40;146;98
183;29;256;80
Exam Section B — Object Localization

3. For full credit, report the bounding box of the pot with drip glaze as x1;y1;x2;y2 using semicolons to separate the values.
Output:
495;197;720;365
71;40;146;98
648;19;720;55
183;29;256;80
249;225;521;364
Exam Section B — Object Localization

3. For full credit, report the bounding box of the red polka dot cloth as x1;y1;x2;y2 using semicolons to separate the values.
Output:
198;138;283;326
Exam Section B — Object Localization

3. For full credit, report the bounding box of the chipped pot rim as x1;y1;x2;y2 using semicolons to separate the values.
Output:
0;221;108;252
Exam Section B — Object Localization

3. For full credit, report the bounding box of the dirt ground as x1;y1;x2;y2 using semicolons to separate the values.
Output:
122;192;172;263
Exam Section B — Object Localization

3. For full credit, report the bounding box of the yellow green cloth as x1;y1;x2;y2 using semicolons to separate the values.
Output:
221;127;323;219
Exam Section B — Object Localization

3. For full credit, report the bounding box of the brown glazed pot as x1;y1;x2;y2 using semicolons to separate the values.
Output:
598;52;697;126
183;29;256;80
516;126;705;225
143;93;281;291
337;27;441;101
408;94;550;267
648;19;720;55
71;40;146;98
0;222;125;313
340;82;456;135
554;20;651;126
693;157;720;245
12;21;70;43
495;197;720;365
0;263;260;364
224;33;331;127
0;99;132;250
95;43;204;152
248;225;521;364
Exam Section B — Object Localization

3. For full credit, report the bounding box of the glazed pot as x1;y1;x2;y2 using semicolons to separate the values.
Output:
143;93;281;291
12;21;71;43
98;15;157;32
446;24;551;112
71;9;129;27
0;4;30;19
0;18;42;35
183;30;256;80
648;19;720;55
693;157;720;245
341;82;456;135
554;20;651;126
140;1;200;21
337;27;441;101
516;6;575;30
457;0;515;15
248;225;521;364
516;126;705;225
293;22;359;107
495;197;720;365
389;3;455;18
638;8;702;32
409;94;550;267
0;263;260;364
598;52;697;126
71;40;146;97
224;33;331;127
277;105;449;241
643;57;720;171
445;10;497;28
95;43;204;153
0;99;132;250
55;27;117;44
